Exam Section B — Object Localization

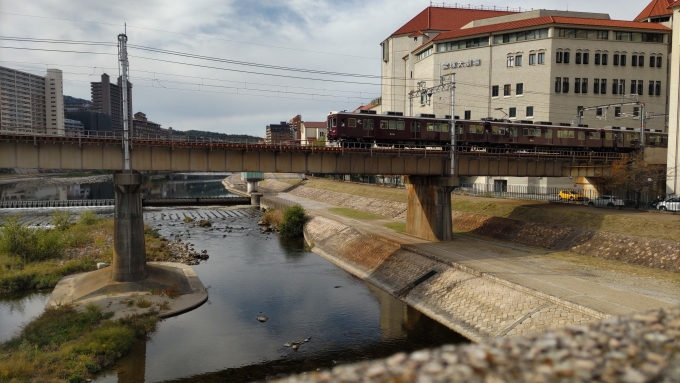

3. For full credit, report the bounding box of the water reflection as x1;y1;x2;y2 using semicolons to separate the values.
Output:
0;292;51;343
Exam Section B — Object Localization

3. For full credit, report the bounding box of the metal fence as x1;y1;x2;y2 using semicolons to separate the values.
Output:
0;199;114;209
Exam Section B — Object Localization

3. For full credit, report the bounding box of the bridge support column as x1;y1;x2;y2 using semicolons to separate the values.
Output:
112;170;147;282
403;176;458;242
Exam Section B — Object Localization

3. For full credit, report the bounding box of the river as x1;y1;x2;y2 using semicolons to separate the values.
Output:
0;174;468;382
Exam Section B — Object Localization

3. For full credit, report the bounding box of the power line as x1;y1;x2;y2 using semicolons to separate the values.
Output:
0;11;378;60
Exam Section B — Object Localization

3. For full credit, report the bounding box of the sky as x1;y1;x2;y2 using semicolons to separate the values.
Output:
0;0;651;137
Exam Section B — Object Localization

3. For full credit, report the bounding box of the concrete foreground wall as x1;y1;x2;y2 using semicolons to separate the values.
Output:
273;306;680;383
304;216;603;342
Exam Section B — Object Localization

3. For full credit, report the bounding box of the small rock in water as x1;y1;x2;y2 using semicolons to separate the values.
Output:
257;316;268;322
283;343;291;347
334;286;341;288
291;344;299;351
304;337;311;342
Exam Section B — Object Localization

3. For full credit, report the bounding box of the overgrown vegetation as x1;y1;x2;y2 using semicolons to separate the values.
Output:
329;208;385;219
262;210;284;226
278;205;308;238
0;212;170;296
0;304;158;382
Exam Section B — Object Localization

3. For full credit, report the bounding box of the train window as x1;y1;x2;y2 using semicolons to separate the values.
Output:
589;132;601;139
557;130;574;138
524;128;541;136
578;131;585;140
427;123;435;131
348;118;356;128
456;124;464;134
510;127;518;137
365;120;374;130
397;121;405;130
545;129;553;139
434;124;441;132
389;121;397;130
442;123;449;132
628;133;640;141
411;122;420;132
649;136;661;143
331;118;337;127
380;121;388;129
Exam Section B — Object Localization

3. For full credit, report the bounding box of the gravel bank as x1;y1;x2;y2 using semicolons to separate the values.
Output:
273;306;680;383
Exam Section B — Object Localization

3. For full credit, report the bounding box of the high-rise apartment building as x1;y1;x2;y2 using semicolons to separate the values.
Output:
91;73;133;133
0;66;65;134
265;122;293;144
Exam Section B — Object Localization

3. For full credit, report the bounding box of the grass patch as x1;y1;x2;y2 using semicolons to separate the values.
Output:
279;205;308;238
0;304;158;382
329;208;385;219
262;210;284;227
135;298;152;308
304;178;407;203
279;179;304;186
0;214;171;296
383;222;406;233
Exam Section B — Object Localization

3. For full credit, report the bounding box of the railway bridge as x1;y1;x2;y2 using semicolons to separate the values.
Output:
0;130;666;270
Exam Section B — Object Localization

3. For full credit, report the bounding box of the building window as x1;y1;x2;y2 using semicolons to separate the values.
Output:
555;77;562;93
602;53;608;65
557;28;608;40
615;106;621;117
594;78;600;94
556;51;563;63
613;79;619;95
596;107;603;116
656;56;662;68
649;80;655;95
620;54;627;66
637;80;643;96
638;56;644;67
582;78;588;93
516;83;523;95
509;107;517;118
416;47;433;61
381;41;389;62
631;80;637;94
414;36;418;42
601;79;607;94
503;84;511;96
493;28;548;44
632;55;638;67
492;85;499;97
563;52;570;63
633;107;640;117
507;56;515;67
575;78;581;93
650;55;656;67
613;54;620;65
464;110;471;120
620;80;625;95
595;53;601;65
563;77;569;93
529;53;536;65
515;55;522;66
538;52;545;64
655;81;661;96
526;106;534;117
576;52;582;64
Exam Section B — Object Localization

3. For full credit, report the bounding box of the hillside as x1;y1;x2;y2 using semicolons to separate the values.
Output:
64;95;91;105
171;129;262;141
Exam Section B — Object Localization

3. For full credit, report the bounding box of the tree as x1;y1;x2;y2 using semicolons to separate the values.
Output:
595;151;668;209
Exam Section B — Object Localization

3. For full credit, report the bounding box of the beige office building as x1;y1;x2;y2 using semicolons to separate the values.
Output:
0;66;64;134
660;0;680;194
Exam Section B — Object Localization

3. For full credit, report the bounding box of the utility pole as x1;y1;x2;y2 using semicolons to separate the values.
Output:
408;75;457;175
118;33;130;171
576;99;648;151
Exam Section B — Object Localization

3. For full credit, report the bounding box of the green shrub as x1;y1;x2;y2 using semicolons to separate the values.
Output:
77;210;100;225
52;210;72;231
278;205;308;238
0;216;64;262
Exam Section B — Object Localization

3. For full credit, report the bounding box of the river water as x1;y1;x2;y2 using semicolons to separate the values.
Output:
0;174;468;382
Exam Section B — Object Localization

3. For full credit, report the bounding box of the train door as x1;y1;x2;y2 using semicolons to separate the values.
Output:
577;130;586;146
363;118;374;138
411;121;421;140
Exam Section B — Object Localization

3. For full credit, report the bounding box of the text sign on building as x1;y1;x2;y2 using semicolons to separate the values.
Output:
442;59;481;69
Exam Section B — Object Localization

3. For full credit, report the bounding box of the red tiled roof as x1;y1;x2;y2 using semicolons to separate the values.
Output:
635;0;673;21
302;121;326;129
392;6;516;36
430;15;670;44
668;0;680;8
353;103;380;112
408;30;427;37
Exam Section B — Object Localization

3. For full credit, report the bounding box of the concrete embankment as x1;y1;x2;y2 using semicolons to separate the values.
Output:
263;178;679;274
302;215;604;342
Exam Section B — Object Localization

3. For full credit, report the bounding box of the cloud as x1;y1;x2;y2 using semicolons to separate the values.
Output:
0;0;651;136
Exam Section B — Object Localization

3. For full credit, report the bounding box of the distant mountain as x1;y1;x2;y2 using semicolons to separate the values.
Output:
64;95;91;105
171;129;262;142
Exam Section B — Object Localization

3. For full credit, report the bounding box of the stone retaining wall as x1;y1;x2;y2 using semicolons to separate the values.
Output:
452;211;680;273
304;216;603;343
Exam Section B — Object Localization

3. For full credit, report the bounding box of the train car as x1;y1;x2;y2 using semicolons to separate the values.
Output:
326;110;667;152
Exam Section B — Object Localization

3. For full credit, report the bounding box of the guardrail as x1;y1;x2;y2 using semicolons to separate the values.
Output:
0;197;251;209
0;199;114;209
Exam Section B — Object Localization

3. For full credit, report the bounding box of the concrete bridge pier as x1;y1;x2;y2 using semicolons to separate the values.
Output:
112;170;147;282
403;176;458;242
242;172;265;194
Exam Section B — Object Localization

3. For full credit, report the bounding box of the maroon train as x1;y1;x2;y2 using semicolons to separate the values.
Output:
326;110;667;151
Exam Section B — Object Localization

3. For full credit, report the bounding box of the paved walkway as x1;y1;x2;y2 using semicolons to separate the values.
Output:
277;192;678;317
